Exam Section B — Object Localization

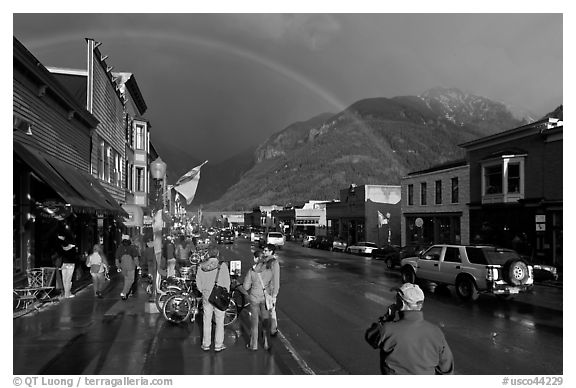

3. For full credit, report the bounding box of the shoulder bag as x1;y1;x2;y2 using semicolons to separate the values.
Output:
208;262;231;311
257;272;275;311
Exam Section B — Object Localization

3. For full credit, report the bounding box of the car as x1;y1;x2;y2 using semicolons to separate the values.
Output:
346;242;378;255
373;245;427;269
302;235;316;247
266;232;285;249
520;256;559;282
216;229;235;244
400;244;534;301
310;236;331;250
251;230;263;243
331;238;348;252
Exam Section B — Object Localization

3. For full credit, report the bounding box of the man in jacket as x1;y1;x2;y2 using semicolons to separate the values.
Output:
115;235;140;300
195;245;230;352
378;283;454;375
262;244;280;336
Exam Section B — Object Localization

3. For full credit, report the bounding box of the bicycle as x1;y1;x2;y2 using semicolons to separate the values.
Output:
154;250;205;312
162;263;248;326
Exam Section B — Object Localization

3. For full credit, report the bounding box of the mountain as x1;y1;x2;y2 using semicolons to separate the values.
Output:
199;87;537;211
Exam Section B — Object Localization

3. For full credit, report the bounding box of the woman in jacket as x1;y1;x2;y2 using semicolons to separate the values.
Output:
195;245;230;352
243;250;274;351
86;243;108;298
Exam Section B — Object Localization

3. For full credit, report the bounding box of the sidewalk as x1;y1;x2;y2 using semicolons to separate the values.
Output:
13;274;303;375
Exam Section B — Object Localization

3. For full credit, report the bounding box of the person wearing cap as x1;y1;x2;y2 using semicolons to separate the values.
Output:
115;234;140;300
377;283;454;375
195;245;230;352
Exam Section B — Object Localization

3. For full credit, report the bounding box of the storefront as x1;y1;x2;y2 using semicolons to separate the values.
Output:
13;141;127;285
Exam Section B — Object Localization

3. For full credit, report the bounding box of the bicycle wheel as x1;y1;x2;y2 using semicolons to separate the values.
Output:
162;294;193;324
231;288;247;312
155;291;175;313
223;299;239;326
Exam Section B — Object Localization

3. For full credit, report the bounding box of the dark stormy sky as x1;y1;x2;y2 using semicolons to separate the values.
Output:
12;11;563;165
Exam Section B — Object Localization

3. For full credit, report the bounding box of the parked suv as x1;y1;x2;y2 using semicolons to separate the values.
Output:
400;245;534;301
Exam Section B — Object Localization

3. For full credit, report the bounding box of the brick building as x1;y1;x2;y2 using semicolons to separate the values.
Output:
400;160;470;246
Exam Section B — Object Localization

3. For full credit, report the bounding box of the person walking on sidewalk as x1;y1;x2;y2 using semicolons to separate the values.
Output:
59;235;78;299
376;283;454;375
263;244;280;336
115;235;140;300
195;245;230;352
86;243;108;298
243;250;274;351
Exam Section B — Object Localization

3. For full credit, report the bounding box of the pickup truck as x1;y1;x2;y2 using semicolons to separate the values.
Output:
400;244;534;301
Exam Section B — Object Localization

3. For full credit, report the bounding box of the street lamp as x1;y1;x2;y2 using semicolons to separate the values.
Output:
149;157;167;307
150;157;167;210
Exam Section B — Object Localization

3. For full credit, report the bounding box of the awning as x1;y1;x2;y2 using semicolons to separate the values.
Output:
14;141;127;217
122;204;144;227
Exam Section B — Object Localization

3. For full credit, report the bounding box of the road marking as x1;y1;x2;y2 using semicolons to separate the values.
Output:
277;330;316;375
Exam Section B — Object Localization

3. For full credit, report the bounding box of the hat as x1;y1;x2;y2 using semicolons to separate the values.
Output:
397;283;424;306
122;234;130;241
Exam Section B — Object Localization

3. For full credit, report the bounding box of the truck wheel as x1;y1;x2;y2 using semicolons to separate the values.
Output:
456;277;479;301
401;266;416;283
503;259;530;286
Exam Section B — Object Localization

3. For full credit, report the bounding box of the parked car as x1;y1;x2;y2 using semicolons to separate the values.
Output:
302;235;316;247
331;238;348;252
346;242;378;255
310;236;332;250
266;232;285;249
373;244;427;269
216;229;235;244
400;244;534;301
521;256;559;282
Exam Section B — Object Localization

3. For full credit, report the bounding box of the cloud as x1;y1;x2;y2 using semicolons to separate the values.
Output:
228;14;341;50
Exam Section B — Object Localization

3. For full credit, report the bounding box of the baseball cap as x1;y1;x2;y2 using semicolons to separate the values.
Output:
122;234;130;240
397;283;425;306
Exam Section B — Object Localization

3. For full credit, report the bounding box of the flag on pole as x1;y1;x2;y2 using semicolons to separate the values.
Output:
378;211;385;227
174;161;208;205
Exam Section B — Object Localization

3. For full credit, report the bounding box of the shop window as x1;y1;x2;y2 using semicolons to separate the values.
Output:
105;146;112;183
451;177;459;203
484;165;502;194
435;180;442;204
507;163;520;193
482;156;525;203
135;123;145;150
97;140;105;180
420;182;427;205
136;167;145;192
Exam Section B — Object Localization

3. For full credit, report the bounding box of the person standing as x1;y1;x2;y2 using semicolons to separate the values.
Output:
195;245;230;352
86;243;108;298
377;283;454;375
59;235;78;299
262;244;280;336
243;250;274;350
164;236;177;277
175;235;191;270
115;235;140;300
141;237;157;299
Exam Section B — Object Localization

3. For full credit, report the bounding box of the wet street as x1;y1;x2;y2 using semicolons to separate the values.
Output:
13;239;563;375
